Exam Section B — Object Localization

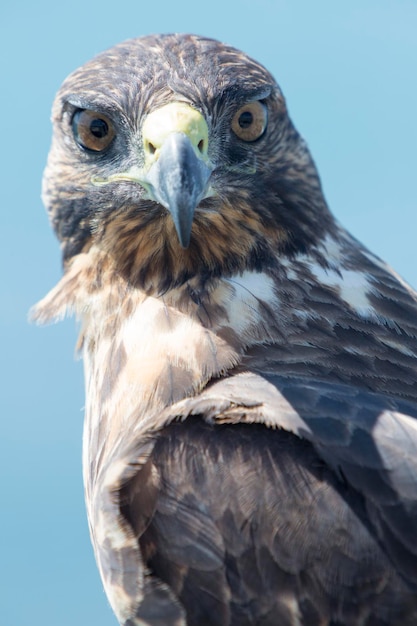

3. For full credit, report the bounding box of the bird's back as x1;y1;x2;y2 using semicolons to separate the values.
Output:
129;418;417;626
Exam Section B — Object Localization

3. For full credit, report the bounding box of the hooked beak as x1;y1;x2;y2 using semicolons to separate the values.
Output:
92;102;213;248
142;103;213;248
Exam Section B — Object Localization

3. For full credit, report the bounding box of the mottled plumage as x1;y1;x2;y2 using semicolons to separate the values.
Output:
33;34;417;625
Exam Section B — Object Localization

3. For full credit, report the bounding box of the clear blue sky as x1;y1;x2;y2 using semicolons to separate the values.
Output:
1;1;416;624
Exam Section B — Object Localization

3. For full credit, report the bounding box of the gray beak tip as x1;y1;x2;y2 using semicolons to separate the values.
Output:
145;133;212;247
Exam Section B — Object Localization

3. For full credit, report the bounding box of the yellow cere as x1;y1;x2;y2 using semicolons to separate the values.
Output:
142;102;210;167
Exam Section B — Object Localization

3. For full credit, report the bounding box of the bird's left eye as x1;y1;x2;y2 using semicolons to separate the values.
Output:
72;109;115;152
231;101;268;142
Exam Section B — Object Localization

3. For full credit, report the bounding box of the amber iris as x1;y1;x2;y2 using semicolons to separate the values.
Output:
72;109;115;152
231;101;268;142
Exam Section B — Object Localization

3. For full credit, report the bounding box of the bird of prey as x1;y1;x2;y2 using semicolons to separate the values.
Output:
32;34;417;625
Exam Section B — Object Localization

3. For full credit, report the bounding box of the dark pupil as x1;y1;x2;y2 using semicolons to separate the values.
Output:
90;118;108;138
238;111;253;128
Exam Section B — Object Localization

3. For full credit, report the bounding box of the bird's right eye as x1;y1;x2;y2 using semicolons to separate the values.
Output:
72;109;115;152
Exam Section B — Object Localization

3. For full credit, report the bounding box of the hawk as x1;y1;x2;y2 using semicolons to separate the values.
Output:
32;34;417;625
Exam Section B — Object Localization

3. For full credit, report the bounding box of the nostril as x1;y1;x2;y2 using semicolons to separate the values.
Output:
147;141;156;155
198;139;205;153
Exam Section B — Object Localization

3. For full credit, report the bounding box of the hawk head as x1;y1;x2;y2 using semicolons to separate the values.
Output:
43;33;335;293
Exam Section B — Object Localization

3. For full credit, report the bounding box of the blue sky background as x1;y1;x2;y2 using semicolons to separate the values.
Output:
1;1;416;624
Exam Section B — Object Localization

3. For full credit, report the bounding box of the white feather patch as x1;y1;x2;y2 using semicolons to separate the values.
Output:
310;264;375;317
223;271;278;336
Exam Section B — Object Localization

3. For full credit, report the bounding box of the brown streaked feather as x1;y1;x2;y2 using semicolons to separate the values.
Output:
94;195;288;293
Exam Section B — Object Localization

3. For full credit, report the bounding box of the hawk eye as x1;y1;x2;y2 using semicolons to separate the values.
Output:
231;101;268;142
72;109;115;152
